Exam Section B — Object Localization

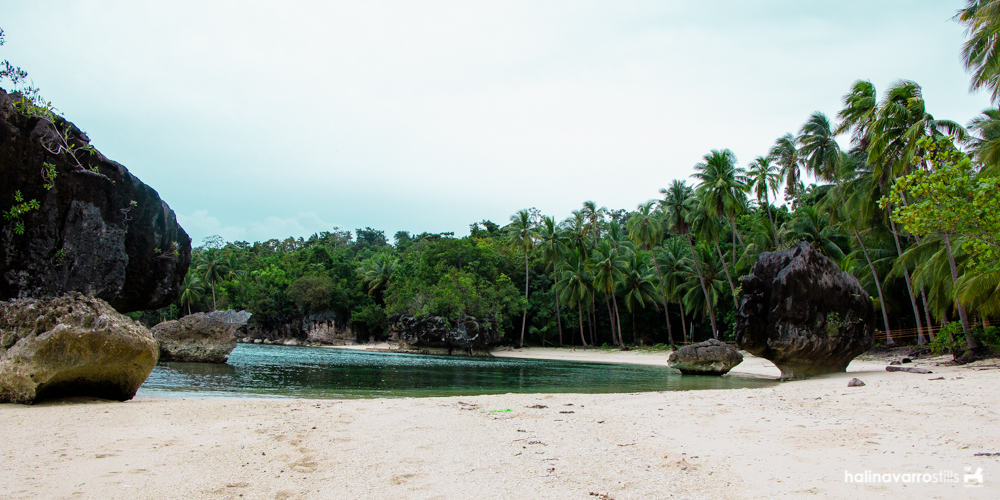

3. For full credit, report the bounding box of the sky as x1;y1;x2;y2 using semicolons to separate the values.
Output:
1;1;991;246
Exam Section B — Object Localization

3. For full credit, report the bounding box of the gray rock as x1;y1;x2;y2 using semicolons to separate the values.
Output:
152;310;251;363
735;242;875;380
391;315;498;352
847;378;865;387
0;293;158;403
667;339;743;376
0;89;191;312
885;366;932;374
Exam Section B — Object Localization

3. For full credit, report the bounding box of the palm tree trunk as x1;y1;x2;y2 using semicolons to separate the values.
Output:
887;216;926;345
854;229;893;345
728;215;747;252
577;301;588;347
650;254;675;345
605;297;617;346
685;235;719;339
210;283;217;311
612;296;624;348
679;304;689;343
555;294;563;346
764;197;780;246
921;290;935;341
520;253;529;347
942;232;980;351
714;241;739;308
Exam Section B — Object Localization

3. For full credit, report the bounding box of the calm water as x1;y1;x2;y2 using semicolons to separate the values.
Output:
138;343;775;399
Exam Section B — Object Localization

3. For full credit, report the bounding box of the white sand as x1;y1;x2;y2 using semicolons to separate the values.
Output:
1;348;998;499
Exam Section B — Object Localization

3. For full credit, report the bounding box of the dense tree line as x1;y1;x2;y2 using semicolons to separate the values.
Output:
139;3;1000;358
5;6;999;357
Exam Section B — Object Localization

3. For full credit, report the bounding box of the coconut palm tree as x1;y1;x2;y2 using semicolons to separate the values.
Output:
536;216;566;345
692;149;749;252
591;239;627;348
656;237;693;343
679;242;726;340
199;250;232;311
508;209;535;347
779;205;847;262
770;133;803;203
798;111;841;182
179;272;205;316
966;107;1000;175
661;180;719;338
836;80;878;149
554;248;592;347
627;201;675;344
620;249;660;344
746;155;782;245
957;0;1000;102
358;253;398;305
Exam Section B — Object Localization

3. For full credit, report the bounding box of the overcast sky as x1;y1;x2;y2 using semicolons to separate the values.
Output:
2;1;991;245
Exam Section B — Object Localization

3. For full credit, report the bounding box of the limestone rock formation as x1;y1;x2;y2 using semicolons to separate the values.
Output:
0;89;191;312
0;293;159;403
152;310;251;363
735;242;875;380
667;339;743;376
391;315;497;352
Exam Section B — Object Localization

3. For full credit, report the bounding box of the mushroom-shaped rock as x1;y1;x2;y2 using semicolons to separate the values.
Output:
0;293;158;403
152;310;251;363
735;242;875;380
667;339;743;376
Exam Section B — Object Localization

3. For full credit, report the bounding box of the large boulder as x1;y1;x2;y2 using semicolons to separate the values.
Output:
391;315;498;352
667;339;743;376
0;89;191;312
0;293;158;403
152;310;251;363
735;242;875;380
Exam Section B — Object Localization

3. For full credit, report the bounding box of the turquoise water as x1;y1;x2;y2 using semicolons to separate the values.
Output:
138;343;774;399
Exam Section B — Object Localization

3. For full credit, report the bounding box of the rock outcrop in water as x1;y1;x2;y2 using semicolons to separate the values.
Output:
0;89;191;312
667;339;743;376
391;315;497;353
0;293;158;403
152;310;251;363
735;242;875;380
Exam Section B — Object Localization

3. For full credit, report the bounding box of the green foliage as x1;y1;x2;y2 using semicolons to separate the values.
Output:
2;190;39;235
885;136;1000;275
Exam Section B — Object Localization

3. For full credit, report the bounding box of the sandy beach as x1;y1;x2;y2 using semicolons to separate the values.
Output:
1;347;998;499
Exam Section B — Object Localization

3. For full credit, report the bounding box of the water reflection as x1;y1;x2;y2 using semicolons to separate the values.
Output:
139;343;775;399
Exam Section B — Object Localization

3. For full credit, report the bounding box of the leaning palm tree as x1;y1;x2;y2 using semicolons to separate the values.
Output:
679;242;726;340
746;155;782;245
508;209;535;348
957;0;1000;102
660;180;719;338
798;111;841;182
692;149;749;252
836;80;878;149
826;157;899;344
627;201;675;344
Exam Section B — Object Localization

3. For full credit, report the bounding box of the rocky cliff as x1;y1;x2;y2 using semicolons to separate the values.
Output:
0;89;191;312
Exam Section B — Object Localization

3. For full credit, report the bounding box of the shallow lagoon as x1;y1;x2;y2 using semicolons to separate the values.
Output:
138;343;774;399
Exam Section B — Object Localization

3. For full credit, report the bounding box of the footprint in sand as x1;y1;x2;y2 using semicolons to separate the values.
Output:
390;473;418;485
